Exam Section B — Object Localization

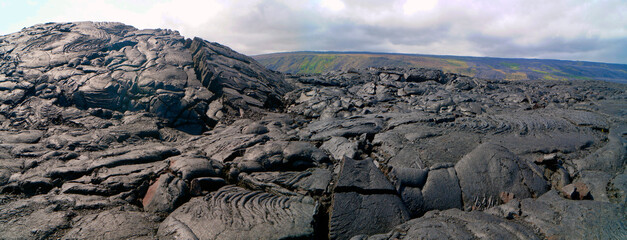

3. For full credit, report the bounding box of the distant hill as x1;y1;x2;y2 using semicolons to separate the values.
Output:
254;52;627;84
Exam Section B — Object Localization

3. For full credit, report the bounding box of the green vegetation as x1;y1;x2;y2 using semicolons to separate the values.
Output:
254;52;627;83
546;65;566;75
530;68;549;74
542;75;559;81
445;59;467;67
297;55;339;74
501;62;520;70
565;74;591;81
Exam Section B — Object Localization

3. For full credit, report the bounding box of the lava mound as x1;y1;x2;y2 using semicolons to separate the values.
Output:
0;22;626;239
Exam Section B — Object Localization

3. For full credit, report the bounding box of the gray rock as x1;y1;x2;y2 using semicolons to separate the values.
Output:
0;206;74;240
414;132;481;167
292;168;333;194
0;130;44;144
421;167;462;211
336;157;395;192
494;132;595;155
389;167;429;189
92;161;169;195
88;144;180;170
330;192;410;239
237;141;286;172
321;136;359;160
241;122;269;134
574;126;627;174
387;144;425;169
61;182;113;196
241;169;332;195
0;193;114;239
142;173;188;213
237;141;328;172
368;208;540;240
404;68;444;83
283;141;330;168
189;177;226;196
63;208;159;240
455;143;548;209
398;186;425;218
169;156;222;181
608;173;627;206
372;130;406;158
192;120;270;162
518;190;627;239
576;170;612;202
330;156;410;239
560;182;592;200
305;116;384;141
388;167;429;217
190;38;292;121
158;185;315;240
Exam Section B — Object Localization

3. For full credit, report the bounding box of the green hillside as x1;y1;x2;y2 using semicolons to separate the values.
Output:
254;52;627;84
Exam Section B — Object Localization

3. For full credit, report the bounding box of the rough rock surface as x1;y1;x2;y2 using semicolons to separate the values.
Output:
362;208;540;240
330;157;410;239
158;185;316;239
455;143;548;210
0;22;626;239
62;207;160;239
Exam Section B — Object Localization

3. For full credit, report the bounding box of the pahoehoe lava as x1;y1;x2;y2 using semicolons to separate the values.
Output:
0;22;625;239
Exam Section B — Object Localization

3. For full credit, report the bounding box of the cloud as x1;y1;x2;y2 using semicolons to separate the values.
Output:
403;0;438;14
320;0;346;11
0;0;625;63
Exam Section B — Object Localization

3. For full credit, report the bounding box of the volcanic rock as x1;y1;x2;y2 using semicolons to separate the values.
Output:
157;185;316;239
329;157;410;239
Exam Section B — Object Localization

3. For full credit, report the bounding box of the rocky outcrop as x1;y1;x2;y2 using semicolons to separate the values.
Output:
0;22;290;134
0;22;626;239
190;38;292;123
157;185;316;239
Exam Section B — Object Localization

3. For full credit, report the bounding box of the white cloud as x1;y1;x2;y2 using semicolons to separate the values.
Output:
0;0;625;63
320;0;346;11
403;0;438;15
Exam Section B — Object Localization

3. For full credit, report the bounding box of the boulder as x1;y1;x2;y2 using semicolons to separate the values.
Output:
404;68;444;83
142;173;188;213
283;141;330;168
455;143;548;209
189;177;227;196
576;170;612;202
158;186;316;239
560;182;592;200
330;157;410;239
336;157;395;192
608;173;627;204
237;141;328;172
421;167;462;211
321;136;359;160
169;156;222;181
330;192;410;239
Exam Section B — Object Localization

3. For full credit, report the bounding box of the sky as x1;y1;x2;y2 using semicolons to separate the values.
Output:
0;0;626;64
